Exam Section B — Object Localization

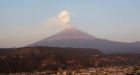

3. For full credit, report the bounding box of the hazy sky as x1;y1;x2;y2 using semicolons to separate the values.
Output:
0;0;140;48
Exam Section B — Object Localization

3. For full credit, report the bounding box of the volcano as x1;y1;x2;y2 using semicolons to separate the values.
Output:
42;27;96;41
29;27;140;54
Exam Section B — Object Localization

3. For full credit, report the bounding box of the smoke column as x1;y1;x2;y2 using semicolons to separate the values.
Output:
58;10;71;28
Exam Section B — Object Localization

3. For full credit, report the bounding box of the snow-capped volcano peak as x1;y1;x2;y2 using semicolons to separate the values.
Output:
46;27;96;41
29;27;96;46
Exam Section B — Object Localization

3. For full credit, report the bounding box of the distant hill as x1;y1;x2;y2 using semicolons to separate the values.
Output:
0;46;101;55
29;27;140;54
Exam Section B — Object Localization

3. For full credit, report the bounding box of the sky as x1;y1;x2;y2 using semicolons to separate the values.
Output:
0;0;140;48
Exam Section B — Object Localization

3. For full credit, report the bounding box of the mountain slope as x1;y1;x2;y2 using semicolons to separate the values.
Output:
29;27;140;54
